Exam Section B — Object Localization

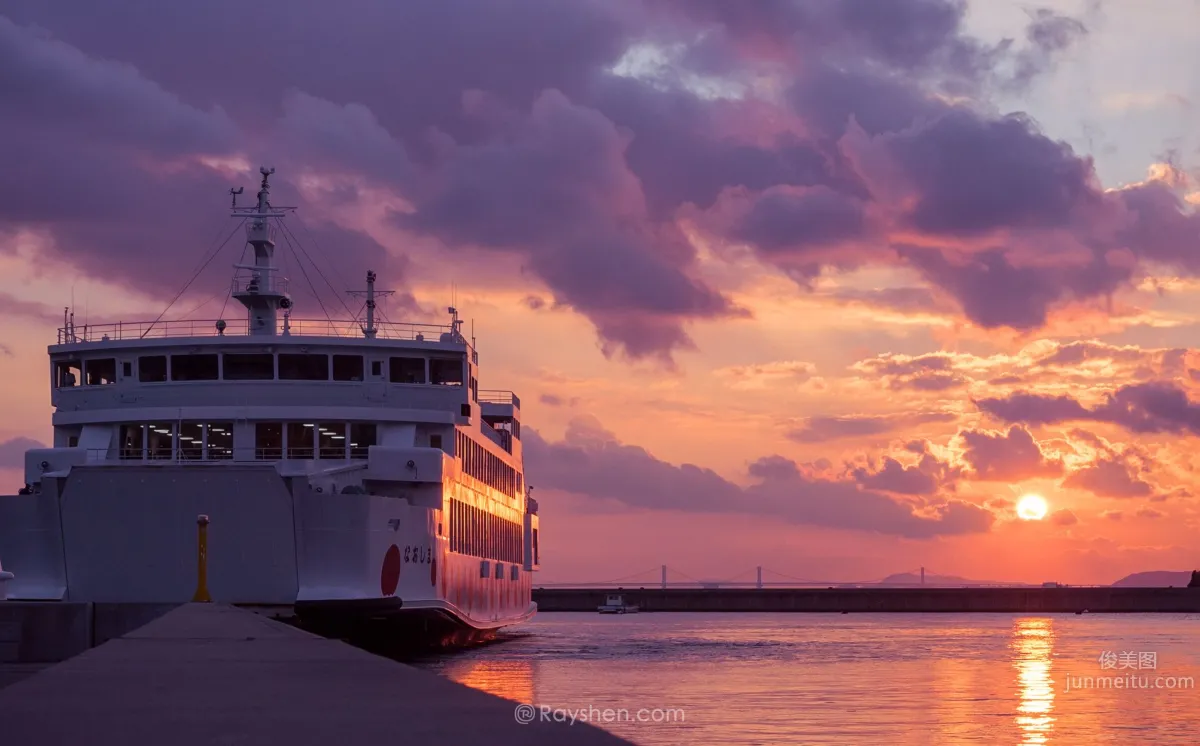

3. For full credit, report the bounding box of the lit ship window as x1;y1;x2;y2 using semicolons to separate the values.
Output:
207;423;234;459
147;423;174;459
317;423;345;459
178;422;203;460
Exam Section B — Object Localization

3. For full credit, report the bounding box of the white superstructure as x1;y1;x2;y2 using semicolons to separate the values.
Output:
0;167;539;642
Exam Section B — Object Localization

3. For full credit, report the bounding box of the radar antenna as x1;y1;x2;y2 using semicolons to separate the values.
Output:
346;270;395;338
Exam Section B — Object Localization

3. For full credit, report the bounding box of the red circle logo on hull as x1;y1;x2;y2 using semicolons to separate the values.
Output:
381;544;401;596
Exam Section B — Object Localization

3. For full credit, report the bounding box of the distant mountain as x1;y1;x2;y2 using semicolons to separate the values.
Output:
1111;571;1194;588
876;572;1013;587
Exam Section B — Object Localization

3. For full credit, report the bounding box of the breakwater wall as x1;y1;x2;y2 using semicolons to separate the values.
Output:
534;587;1200;613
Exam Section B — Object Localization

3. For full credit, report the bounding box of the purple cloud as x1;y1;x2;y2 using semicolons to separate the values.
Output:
4;0;1191;362
977;382;1200;436
959;425;1063;481
526;419;993;538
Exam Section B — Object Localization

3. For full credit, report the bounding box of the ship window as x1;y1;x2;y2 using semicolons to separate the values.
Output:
430;434;442;450
85;358;117;385
55;359;81;387
389;357;425;384
207;423;233;460
371;360;383;377
256;422;283;459
332;355;363;381
287;422;315;459
279;354;329;380
349;423;376;459
147;423;174;460
171;354;218;381
317;423;345;459
138;355;167;382
223;353;274;380
122;361;132;378
119;424;143;460
430;358;463;387
178;422;203;460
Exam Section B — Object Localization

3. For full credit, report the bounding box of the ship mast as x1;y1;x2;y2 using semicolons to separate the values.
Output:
347;270;396;339
230;167;294;336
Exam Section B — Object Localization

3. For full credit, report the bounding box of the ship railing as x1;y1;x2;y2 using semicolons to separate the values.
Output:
478;389;520;408
55;318;462;344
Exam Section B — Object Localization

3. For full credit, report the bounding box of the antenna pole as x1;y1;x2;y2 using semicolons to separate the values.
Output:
365;270;377;338
347;270;395;338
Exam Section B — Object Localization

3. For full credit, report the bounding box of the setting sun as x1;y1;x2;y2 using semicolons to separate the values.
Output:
1016;494;1049;521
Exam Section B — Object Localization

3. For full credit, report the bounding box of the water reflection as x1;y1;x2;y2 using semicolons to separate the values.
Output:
440;658;535;705
1011;618;1056;744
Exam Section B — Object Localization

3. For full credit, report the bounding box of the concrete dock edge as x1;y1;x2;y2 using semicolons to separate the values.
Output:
0;603;635;745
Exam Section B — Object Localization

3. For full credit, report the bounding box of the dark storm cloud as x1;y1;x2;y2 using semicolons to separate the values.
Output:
526;419;993;538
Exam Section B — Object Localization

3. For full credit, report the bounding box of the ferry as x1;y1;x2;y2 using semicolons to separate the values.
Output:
0;167;539;645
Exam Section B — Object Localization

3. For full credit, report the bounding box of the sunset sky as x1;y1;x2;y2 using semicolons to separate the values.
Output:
2;0;1199;585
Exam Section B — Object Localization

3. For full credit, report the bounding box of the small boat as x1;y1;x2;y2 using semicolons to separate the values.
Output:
597;593;639;614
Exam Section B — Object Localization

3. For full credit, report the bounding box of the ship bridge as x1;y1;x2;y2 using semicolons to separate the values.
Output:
25;167;523;500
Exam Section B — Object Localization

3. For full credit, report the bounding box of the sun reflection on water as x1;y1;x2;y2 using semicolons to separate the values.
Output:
1011;618;1056;744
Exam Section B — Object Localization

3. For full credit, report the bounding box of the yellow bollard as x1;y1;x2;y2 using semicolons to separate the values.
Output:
192;514;212;603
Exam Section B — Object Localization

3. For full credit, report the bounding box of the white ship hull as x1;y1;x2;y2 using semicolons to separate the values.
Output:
0;461;535;645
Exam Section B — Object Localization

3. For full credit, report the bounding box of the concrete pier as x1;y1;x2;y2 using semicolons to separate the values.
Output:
534;586;1200;613
0;602;177;664
0;604;633;745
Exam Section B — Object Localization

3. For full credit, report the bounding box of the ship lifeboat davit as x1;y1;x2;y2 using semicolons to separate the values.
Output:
0;556;13;601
